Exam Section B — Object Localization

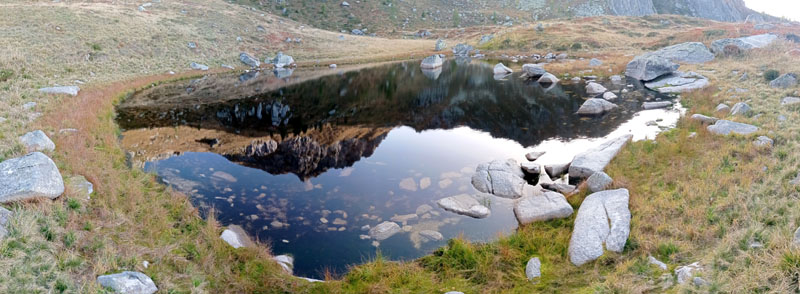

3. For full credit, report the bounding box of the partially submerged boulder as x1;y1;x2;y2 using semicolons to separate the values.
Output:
577;98;618;115
420;55;444;69
436;194;490;218
707;120;759;136
493;63;512;75
514;191;573;225
568;189;631;266
537;73;559;84
97;271;157;294
569;135;632;179
19;130;55;152
0;152;64;203
471;159;526;199
644;71;709;93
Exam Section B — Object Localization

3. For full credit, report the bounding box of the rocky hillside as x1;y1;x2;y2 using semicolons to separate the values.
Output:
237;0;768;34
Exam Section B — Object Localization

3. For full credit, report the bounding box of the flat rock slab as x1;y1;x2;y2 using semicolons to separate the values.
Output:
471;159;526;199
577;98;618;115
541;182;577;195
514;191;573;225
369;221;401;240
690;114;719;125
644;71;709;93
569;188;631;266
569;135;632;179
707;120;759;136
19;130;55;152
586;172;613;192
544;162;570;179
625;55;679;81
711;34;778;54
97;271;157;294
648;42;715;64
436;194;490;218
39;86;80;96
782;97;800;106
642;101;672;110
0;152;64;203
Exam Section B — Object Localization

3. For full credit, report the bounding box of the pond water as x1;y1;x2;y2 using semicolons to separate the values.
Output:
116;58;682;279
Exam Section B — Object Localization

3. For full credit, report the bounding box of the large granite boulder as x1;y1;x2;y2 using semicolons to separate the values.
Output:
576;98;617;115
649;42;715;64
644;71;709;93
369;221;402;240
569;189;631;266
97;271;158;294
420;55;444;69
710;34;778;54
0;152;64;203
436;194;490;218
471;159;526;199
513;191;573;225
271;52;295;68
19;130;55;152
770;73;797;89
625;55;679;81
569;135;632;179
522;64;546;78
707;120;759;136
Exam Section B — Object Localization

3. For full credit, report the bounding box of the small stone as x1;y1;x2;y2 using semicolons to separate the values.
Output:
729;102;752;116
693;277;708;287
97;271;157;294
714;103;730;113
675;262;702;284
525;257;541;281
781;97;800;106
190;62;209;71
520;162;541;175
690;114;718;125
648;255;667;270
585;82;608;95
39;86;80;96
707;120;759;136
589;58;603;66
753;136;773;148
602;92;618;100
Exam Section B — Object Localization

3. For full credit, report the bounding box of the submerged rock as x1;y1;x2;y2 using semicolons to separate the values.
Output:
19;130;55;152
569;135;632;179
97;271;157;294
0;152;64;203
710;34;778;54
471;159;526;199
369;221;401;241
419;230;444;242
569;189;631;266
577;98;617;115
514;191;573;225
707;120;759;136
436;194;490;218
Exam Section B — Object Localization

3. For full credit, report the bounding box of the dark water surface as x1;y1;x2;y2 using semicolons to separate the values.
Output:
116;59;681;279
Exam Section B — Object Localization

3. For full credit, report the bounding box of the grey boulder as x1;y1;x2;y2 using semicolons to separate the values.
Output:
642;101;672;110
710;34;778;54
714;103;731;113
625;55;679;81
420;55;444;69
369;221;401;241
577;98;618;115
674;262;703;284
585;82;607;95
0;206;12;240
273;255;294;274
435;39;447;51
644;71;709;93
544;162;570;179
97;271;157;294
239;53;260;67
190;62;209;71
769;73;797;89
271;52;295;68
568;189;631;266
514;191;573;225
525;151;545;161
525;257;542;281
586;172;613;192
19;130;55;152
452;44;473;57
39;86;80;96
649;42;715;64
471;159;526;199
569;134;632;179
541;182;577;195
493;63;512;75
436;194;490;218
753;136;773;148
781;97;800;106
729;102;752;116
589;58;603;66
522;64;546;78
0;152;64;203
690;114;718;125
537;73;559;84
419;230;444;242
707;120;759;136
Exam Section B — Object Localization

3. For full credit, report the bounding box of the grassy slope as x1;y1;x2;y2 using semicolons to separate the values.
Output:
1;0;800;293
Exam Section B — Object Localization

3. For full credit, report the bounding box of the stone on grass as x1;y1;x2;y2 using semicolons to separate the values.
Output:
39;86;80;96
537;73;559;84
239;53;260;67
602;92;618;100
0;152;64;203
436;194;490;218
585;82;607;95
781;97;800;106
690;114;718;125
710;34;778;54
707;120;758;136
729;102;752;116
273;255;293;274
644;71;709;93
435;39;447;51
97;271;157;294
369;221;401;240
19;130;55;152
569;189;631;266
648;255;668;270
714;103;730;113
514;191;573;225
569;135;632;179
522;64;546;78
589;58;603;66
445;292;464;294
693;277;708;287
420;55;444;69
770;73;797;89
642;101;672;110
66;175;93;200
675;262;702;284
625;55;679;81
793;227;800;245
753;136;773;148
586;172;613;192
649;42;715;64
493;63;512;75
525;151;545;161
525;257;542;280
545;162;570;179
190;62;209;71
577;98;617;115
471;159;526;199
0;207;12;240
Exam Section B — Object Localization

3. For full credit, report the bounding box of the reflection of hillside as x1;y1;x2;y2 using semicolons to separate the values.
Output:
118;60;656;149
121;124;390;180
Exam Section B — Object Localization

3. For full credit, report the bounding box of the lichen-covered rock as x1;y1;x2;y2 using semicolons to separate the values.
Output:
568;189;631;266
0;152;64;203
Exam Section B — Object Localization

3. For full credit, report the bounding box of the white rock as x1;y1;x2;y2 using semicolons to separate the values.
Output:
568;189;631;266
493;63;513;75
525;257;542;280
369;221;401;241
97;271;157;294
19;130;55;152
514;191;573;224
569;135;632;179
0;152;64;203
39;86;80;96
436;194;490;218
